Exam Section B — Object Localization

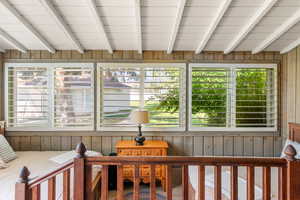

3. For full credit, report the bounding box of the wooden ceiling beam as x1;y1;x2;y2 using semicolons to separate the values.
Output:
0;28;27;53
167;0;187;54
253;9;300;54
0;0;56;53
86;0;113;54
224;0;278;54
39;0;84;53
195;0;232;54
134;0;142;54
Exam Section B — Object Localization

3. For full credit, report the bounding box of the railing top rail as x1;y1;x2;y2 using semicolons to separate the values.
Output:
85;156;287;167
28;161;73;188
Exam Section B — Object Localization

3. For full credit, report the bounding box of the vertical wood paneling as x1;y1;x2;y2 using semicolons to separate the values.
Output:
274;136;283;157
213;136;223;156
163;136;174;155
30;136;41;151
204;136;213;156
102;137;112;155
41;136;51;151
20;136;31;151
61;136;72;151
51;136;61;151
253;137;264;157
193;136;203;156
287;49;297;124
244;137;254;156
91;136;102;152
224;136;234;156
3;50;284;156
82;136;92;150
71;136;81;150
234;136;244;156
173;136;184;156
264;137;274;157
281;54;288;138
184;136;193;156
296;47;300;123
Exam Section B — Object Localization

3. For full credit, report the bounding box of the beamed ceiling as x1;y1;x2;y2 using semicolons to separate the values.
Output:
0;0;300;54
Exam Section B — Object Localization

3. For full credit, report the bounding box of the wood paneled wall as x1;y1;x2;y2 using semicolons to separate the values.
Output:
2;50;283;156
281;46;300;140
0;52;3;121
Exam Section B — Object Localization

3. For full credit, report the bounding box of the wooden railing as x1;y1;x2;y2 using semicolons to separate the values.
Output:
15;143;300;200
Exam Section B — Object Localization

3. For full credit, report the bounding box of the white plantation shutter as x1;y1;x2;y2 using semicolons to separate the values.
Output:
98;63;185;130
189;64;277;131
235;68;277;128
53;66;94;130
190;67;231;128
5;63;94;131
6;66;49;128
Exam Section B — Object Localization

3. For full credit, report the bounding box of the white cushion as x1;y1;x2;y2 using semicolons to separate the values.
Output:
281;139;300;159
49;150;103;165
0;158;8;169
0;135;17;163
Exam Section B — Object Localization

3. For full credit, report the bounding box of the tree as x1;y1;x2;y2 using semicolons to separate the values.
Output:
155;68;272;127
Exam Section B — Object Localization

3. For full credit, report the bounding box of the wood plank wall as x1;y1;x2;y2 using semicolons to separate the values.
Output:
281;46;300;141
1;50;284;157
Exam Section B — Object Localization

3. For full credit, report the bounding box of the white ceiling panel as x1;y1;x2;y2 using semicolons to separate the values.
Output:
0;0;299;53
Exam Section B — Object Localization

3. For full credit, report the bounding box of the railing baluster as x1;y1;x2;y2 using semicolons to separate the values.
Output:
182;165;189;200
117;165;124;200
133;165;140;200
85;165;94;200
214;166;222;200
48;177;56;200
166;165;172;200
101;165;109;200
31;185;40;200
247;166;255;200
150;165;156;200
198;165;205;200
263;167;271;200
231;166;238;200
279;166;287;200
63;169;70;200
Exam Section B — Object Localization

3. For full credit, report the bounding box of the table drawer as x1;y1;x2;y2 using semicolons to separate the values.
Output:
118;148;164;156
123;166;162;177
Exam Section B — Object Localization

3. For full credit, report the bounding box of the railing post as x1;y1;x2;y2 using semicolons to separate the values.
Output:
73;142;86;200
285;145;300;200
15;166;30;200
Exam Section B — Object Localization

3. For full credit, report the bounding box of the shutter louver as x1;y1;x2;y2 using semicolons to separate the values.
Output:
191;67;230;128
98;63;185;130
190;64;277;131
7;66;49;128
54;66;94;130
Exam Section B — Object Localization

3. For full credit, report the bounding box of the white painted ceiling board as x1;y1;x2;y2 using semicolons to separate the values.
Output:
1;0;300;53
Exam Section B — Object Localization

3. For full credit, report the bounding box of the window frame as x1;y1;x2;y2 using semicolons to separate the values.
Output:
4;62;95;131
97;63;186;132
188;63;278;132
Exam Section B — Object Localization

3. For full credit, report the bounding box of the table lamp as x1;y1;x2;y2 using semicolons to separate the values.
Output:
131;110;149;146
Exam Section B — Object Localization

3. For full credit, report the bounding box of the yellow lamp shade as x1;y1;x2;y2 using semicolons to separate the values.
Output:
130;110;150;124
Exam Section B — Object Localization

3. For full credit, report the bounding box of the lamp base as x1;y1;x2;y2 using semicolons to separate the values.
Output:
135;135;145;146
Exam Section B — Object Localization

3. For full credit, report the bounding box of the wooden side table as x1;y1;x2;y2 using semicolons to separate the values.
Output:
116;140;168;190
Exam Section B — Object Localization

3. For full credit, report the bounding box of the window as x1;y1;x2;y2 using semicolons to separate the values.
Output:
5;62;277;132
5;63;94;131
189;63;277;131
97;63;186;131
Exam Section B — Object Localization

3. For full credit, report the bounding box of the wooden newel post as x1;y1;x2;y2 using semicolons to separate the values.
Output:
285;144;300;200
74;142;87;200
15;166;30;200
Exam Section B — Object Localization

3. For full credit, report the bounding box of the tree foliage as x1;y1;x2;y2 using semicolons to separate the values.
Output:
155;68;272;127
